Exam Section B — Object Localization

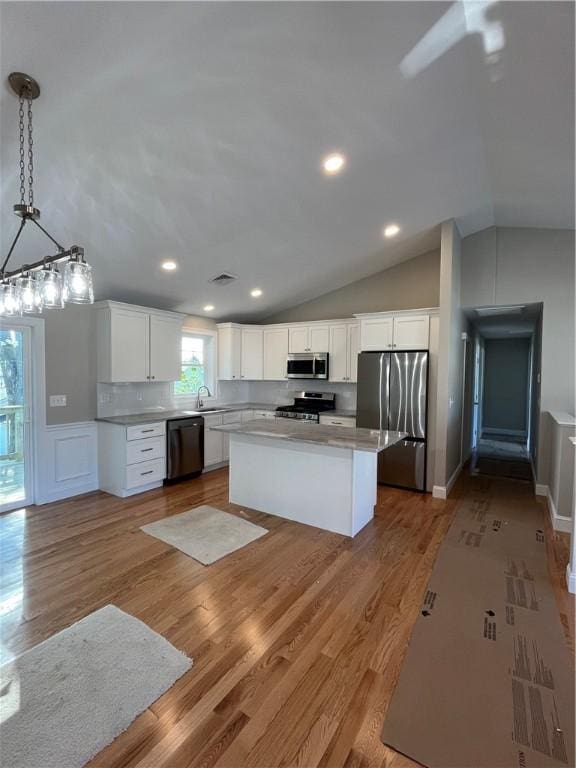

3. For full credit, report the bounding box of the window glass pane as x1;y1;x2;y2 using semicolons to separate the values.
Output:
174;332;213;396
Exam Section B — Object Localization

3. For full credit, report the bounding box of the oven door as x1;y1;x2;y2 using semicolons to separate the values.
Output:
287;354;315;379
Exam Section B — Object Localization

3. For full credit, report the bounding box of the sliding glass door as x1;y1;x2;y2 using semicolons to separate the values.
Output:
0;324;32;512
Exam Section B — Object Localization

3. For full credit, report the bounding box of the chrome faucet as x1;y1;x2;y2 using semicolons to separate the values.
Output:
196;385;212;410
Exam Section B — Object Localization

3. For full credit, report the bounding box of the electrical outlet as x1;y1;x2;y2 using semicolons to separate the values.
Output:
136;391;143;401
49;395;67;407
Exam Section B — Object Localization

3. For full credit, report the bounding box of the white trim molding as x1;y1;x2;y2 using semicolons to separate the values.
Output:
566;564;576;595
36;421;98;504
432;462;462;499
536;484;573;533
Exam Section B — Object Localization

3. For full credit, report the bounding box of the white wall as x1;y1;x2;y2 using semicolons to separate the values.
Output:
434;220;466;495
461;226;575;485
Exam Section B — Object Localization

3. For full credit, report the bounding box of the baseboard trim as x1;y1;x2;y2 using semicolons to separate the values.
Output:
567;564;576;595
432;462;463;500
39;481;99;505
539;486;573;533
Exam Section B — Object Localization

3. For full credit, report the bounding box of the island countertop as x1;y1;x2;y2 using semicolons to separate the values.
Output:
210;419;406;453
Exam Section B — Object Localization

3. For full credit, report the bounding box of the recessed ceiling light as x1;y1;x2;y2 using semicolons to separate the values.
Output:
161;260;178;271
383;223;401;238
203;304;215;312
322;152;346;176
250;288;263;298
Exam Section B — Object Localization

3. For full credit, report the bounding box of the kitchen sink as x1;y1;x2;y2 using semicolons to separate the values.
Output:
181;408;225;415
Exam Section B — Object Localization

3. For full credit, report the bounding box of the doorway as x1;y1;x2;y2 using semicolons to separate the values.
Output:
0;323;33;511
465;304;542;482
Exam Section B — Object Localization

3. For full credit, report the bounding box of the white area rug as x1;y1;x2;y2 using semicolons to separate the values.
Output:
0;605;192;768
141;505;268;565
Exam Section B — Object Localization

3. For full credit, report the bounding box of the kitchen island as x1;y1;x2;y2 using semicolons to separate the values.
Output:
210;420;406;537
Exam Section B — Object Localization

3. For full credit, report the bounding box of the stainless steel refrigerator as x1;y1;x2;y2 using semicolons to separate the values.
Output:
356;351;428;491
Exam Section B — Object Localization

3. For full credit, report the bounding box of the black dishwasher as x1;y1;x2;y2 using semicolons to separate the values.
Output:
165;416;204;482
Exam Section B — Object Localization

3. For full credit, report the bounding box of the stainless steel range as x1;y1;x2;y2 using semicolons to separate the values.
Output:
275;391;336;422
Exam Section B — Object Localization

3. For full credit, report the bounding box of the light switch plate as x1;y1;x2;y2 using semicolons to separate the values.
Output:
49;395;67;407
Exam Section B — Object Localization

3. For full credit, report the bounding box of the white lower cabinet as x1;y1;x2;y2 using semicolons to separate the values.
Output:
203;414;224;467
319;415;357;428
98;421;166;497
205;409;257;468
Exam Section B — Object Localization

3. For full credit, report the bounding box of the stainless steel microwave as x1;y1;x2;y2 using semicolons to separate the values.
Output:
286;352;329;379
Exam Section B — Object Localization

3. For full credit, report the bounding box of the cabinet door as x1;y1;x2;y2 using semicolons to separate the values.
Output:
263;328;288;380
347;324;360;382
329;325;348;382
309;326;330;352
110;309;150;382
360;318;394;352
218;326;242;380
203;415;223;466
288;326;309;353
149;314;182;381
241;329;264;380
393;315;430;350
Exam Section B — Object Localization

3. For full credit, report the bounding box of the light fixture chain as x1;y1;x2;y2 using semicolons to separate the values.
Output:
27;96;34;206
18;94;25;205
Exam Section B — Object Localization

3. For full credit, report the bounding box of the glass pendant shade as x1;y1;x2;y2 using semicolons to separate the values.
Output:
17;273;43;313
39;266;64;308
0;281;22;316
63;259;94;305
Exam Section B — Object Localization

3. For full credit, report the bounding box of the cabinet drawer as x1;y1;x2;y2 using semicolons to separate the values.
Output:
125;457;166;489
222;411;242;424
319;415;357;428
241;410;254;422
126;422;165;441
126;435;165;465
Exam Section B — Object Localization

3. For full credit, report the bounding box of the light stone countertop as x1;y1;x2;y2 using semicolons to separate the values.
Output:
95;403;288;426
210;419;406;454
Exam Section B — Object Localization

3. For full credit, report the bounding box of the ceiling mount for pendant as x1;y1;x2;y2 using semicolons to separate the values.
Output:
8;72;40;100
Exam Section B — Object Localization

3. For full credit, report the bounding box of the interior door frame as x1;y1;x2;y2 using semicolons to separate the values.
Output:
0;316;46;512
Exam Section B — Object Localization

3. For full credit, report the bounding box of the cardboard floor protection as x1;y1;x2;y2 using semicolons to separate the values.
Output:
381;478;575;768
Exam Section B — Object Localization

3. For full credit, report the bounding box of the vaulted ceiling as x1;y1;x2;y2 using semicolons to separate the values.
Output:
1;2;573;320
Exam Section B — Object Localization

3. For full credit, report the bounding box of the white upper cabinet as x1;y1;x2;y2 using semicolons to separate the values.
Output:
347;323;360;382
360;317;394;352
218;325;242;380
288;325;330;353
263;328;288;380
241;328;264;380
329;323;359;382
329;325;348;382
288;326;309;353
358;312;432;352
309;326;330;352
149;314;182;381
392;314;430;350
97;302;183;383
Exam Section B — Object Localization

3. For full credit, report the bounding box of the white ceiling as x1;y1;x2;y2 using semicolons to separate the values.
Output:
1;2;573;321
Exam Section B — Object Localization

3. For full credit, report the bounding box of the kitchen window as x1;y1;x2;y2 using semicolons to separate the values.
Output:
174;331;215;398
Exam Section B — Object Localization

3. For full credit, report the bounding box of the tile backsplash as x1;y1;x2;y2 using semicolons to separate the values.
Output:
97;379;356;417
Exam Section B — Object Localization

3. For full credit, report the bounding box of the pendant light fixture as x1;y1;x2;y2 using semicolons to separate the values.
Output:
0;72;94;316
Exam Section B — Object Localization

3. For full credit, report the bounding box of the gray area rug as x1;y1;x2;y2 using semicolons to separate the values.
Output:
141;505;268;565
0;605;192;768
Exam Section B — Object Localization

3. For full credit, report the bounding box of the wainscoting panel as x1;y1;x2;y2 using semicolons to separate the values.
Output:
37;422;98;504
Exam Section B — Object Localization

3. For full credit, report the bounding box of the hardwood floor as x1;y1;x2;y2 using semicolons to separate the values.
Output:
1;470;573;768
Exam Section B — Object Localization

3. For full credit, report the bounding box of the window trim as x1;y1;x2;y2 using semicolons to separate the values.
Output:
173;327;217;401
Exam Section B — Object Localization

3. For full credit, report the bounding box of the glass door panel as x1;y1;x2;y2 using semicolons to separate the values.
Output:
0;326;30;511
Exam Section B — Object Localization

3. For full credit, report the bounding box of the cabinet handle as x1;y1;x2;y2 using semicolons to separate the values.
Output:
141;447;154;452
141;470;154;476
332;421;343;425
141;429;154;433
151;375;155;379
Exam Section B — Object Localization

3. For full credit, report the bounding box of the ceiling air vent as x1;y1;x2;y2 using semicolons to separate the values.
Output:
209;272;238;286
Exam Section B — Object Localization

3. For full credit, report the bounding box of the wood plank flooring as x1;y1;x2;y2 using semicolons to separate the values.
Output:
0;470;573;768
